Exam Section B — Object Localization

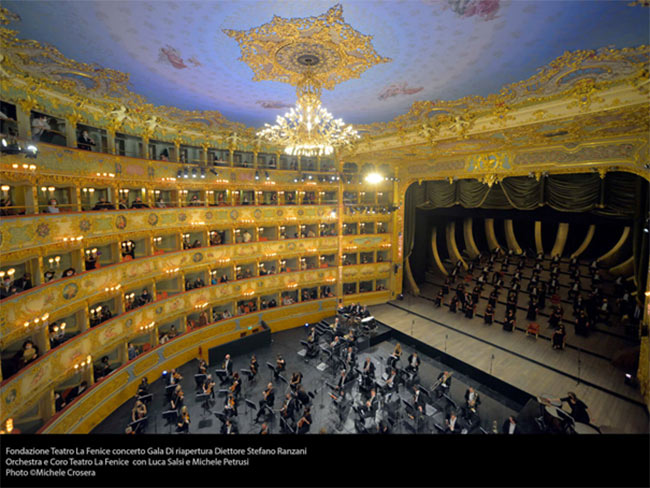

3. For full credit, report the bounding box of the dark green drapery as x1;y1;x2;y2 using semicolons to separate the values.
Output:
414;173;640;217
632;177;649;305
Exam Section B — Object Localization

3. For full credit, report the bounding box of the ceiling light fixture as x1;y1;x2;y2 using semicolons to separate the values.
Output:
256;71;359;157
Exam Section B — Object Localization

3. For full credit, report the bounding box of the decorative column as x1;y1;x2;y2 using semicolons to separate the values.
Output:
64;112;82;149
201;142;210;167
15;99;37;140
106;128;116;155
142;135;150;159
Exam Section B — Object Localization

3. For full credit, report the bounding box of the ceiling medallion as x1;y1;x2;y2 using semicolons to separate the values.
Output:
223;4;391;89
226;4;387;156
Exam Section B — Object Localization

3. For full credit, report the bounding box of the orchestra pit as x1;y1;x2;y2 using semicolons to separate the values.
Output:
0;0;648;443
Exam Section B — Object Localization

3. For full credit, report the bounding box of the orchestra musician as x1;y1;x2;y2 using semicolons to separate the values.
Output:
223;393;238;418
280;392;297;421
502;416;519;434
434;289;444;307
289;371;303;391
259;422;269;435
274;354;286;379
220;418;238;435
202;374;215;398
358;388;377;418
137;377;149;397
131;398;147;423
362;357;376;379
412;385;425;413
197;359;208;378
296;407;312;434
434;371;452;398
255;382;275;422
176;406;190;433
229;372;241;398
168;368;183;385
249;354;258;379
388;343;402;369
343;346;357;370
170;385;184;411
383;368;398;394
484;303;494;325
295;384;310;408
337;368;349;391
464;386;481;413
406;352;420;374
445;411;460;434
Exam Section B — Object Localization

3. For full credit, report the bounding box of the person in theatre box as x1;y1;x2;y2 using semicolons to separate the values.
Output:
77;130;96;151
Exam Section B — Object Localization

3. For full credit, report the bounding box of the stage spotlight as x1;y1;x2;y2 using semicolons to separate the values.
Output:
265;171;270;181
183;168;189;179
191;168;197;178
364;172;383;184
255;171;260;181
210;169;218;176
176;169;183;178
200;168;206;179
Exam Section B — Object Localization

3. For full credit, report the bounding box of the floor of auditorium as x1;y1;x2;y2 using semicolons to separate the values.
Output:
371;292;648;434
92;324;522;435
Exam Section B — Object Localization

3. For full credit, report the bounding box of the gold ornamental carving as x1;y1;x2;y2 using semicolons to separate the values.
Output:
223;4;390;90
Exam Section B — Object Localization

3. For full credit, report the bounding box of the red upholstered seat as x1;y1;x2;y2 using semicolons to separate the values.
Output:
526;322;540;338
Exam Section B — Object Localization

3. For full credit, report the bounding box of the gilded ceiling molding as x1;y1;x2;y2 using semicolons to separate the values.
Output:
354;45;649;143
223;4;390;90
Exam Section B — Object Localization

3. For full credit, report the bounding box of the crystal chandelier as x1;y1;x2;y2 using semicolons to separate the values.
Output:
257;72;359;157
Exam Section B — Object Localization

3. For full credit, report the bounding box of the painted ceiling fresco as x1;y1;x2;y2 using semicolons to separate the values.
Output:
4;0;649;128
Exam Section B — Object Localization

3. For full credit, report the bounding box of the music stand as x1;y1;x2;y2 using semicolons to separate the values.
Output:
266;362;276;379
196;392;212;417
129;416;148;434
279;416;295;434
244;398;256;432
162;409;177;434
215;368;227;384
240;368;254;382
165;384;177;399
137;393;153;405
194;374;207;389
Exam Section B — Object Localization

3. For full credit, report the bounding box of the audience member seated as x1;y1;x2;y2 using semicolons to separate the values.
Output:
77;130;96;151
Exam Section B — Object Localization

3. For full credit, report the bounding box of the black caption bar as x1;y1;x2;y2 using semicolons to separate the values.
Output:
1;434;649;487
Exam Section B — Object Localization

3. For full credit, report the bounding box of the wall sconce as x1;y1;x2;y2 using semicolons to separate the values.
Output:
48;256;61;268
139;321;155;332
74;354;92;371
5;418;13;434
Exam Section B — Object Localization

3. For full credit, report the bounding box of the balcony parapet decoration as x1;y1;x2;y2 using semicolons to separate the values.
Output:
0;236;348;343
0;205;339;256
0;268;338;422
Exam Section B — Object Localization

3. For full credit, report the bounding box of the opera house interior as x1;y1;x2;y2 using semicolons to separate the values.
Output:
0;0;648;442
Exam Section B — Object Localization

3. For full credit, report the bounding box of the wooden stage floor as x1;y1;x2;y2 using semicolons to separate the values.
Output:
369;297;649;434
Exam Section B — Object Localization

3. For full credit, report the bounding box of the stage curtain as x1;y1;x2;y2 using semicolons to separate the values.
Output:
423;180;457;208
632;176;649;305
544;173;602;213
404;183;426;259
600;172;642;218
413;173;641;215
500;177;543;210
